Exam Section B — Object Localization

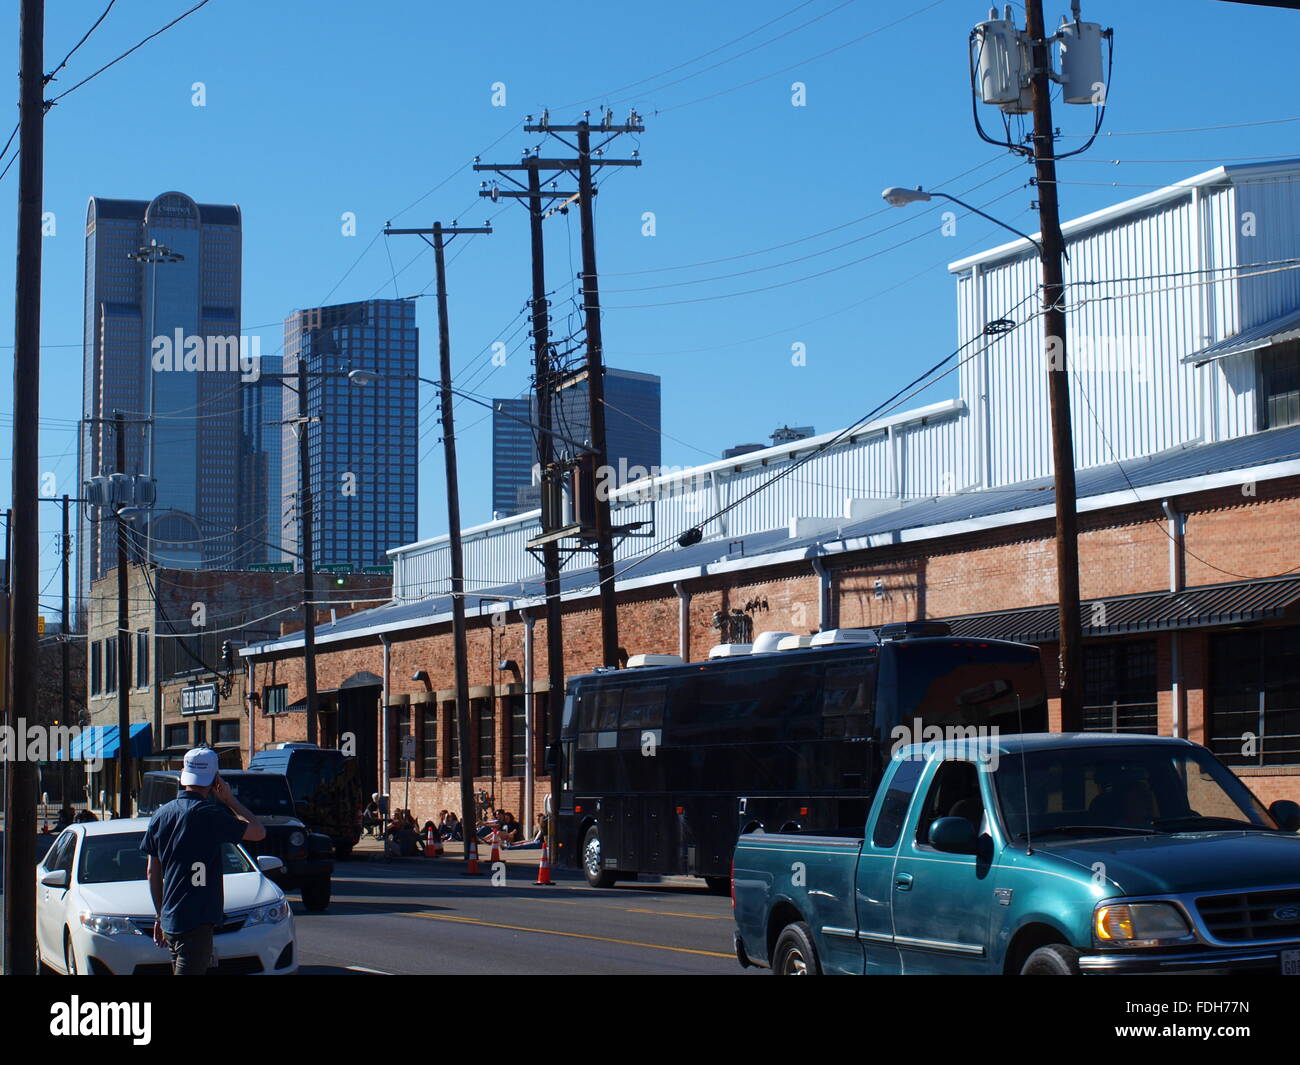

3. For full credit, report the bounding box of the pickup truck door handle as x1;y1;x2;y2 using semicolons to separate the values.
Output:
894;873;913;892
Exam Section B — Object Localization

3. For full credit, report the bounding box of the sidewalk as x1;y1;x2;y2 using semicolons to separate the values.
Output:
350;832;549;867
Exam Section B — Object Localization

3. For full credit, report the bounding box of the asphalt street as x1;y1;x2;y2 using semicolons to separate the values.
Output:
293;854;755;975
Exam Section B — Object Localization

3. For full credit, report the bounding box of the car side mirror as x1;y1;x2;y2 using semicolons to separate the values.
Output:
40;869;68;889
256;855;285;875
928;816;977;854
1270;799;1300;832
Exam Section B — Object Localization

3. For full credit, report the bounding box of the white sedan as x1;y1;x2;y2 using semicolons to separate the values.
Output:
36;818;297;975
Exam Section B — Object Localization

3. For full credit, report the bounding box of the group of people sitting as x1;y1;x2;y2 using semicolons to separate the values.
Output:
48;804;103;830
359;793;549;856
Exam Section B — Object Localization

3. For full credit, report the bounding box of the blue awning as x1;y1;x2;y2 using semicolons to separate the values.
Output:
58;723;152;760
1183;307;1300;366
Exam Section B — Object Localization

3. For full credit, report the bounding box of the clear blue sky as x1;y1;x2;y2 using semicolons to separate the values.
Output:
0;0;1296;615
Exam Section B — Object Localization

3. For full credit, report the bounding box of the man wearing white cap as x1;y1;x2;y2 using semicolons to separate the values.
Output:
139;746;266;974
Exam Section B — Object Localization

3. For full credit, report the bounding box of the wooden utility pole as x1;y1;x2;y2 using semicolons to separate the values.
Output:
1025;0;1084;729
521;111;644;669
3;0;43;974
384;220;491;866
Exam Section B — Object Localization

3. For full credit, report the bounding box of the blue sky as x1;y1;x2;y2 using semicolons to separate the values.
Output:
1;0;1297;614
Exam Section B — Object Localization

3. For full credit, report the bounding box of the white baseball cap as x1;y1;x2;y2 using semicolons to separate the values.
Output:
180;746;219;787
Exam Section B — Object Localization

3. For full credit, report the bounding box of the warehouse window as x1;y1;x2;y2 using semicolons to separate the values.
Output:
1082;640;1158;734
420;705;438;778
475;699;494;777
262;684;287;716
1260;341;1300;429
391;706;411;779
507;696;526;776
1209;625;1300;767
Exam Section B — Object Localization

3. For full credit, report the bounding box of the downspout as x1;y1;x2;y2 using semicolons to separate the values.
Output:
673;582;690;660
379;635;391;801
522;608;535;839
1161;499;1185;739
245;656;255;766
811;556;833;632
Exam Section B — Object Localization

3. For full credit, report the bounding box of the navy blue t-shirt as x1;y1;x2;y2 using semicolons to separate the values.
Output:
140;793;246;935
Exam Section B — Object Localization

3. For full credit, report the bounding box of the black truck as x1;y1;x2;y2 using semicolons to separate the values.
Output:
138;768;335;911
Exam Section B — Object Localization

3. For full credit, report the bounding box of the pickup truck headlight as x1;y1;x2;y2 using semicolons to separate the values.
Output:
289;830;306;849
79;912;139;936
1093;902;1191;947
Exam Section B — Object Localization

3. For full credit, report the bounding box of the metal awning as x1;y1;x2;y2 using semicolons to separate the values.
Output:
285;688;339;711
57;723;152;760
1183;307;1300;366
942;575;1300;643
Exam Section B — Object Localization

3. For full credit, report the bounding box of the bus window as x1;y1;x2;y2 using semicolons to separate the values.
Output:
595;689;622;730
621;685;665;730
824;662;875;738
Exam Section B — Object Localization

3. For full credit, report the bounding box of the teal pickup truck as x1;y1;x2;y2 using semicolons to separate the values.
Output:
732;733;1300;975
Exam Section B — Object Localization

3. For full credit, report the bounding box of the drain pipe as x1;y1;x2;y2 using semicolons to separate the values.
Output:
380;635;391;800
1161;500;1184;739
522;608;535;839
811;556;833;632
673;582;690;660
245;657;256;765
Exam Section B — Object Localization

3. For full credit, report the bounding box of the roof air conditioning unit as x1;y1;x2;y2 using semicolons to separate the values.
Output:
751;631;795;654
708;643;752;659
776;635;814;651
810;628;881;647
626;653;682;668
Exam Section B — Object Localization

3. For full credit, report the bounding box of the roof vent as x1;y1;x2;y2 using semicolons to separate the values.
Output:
751;630;795;654
810;628;881;647
776;634;814;651
626;653;683;668
708;643;752;659
878;621;952;641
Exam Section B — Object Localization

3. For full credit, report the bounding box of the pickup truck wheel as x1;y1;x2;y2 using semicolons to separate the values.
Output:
582;826;618;888
773;922;821;976
301;877;331;912
1019;943;1081;975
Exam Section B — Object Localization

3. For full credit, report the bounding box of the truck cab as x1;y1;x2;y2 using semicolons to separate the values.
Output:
733;733;1300;975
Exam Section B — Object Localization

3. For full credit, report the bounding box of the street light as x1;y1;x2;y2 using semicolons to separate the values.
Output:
881;186;1044;257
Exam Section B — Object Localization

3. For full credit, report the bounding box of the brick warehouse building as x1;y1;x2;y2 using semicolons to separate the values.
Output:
243;159;1300;830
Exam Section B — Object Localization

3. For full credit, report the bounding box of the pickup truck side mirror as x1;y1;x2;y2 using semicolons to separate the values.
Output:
928;816;977;854
1270;799;1300;832
544;744;558;772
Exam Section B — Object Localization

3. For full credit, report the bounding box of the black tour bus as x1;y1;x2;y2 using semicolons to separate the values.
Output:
553;623;1047;891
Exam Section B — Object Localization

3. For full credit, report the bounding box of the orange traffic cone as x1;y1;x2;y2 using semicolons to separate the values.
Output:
424;827;438;857
463;840;482;876
489;831;501;863
534;839;553;885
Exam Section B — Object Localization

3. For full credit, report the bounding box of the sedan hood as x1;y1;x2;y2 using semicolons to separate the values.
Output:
1034;831;1300;896
76;872;282;917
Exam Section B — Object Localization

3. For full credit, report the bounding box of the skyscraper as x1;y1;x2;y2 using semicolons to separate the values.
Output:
281;300;418;570
80;192;244;599
491;397;535;518
240;354;283;564
491;367;662;517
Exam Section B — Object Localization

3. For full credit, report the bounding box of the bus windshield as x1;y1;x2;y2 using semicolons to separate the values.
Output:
889;641;1047;733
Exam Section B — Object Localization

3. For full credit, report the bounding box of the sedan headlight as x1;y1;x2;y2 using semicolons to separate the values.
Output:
242;899;290;926
1094;902;1191;947
79;912;140;936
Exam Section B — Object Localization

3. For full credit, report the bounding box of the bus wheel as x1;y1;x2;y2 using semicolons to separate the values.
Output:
703;877;730;896
582;826;618;888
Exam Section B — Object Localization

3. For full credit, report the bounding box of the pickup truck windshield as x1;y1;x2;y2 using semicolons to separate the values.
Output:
992;744;1279;839
224;776;295;816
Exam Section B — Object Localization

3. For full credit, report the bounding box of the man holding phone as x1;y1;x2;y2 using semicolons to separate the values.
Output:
140;746;267;974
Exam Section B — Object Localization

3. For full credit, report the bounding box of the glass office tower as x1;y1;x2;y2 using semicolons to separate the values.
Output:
492;397;535;517
240;354;284;564
79;192;243;599
281;300;418;570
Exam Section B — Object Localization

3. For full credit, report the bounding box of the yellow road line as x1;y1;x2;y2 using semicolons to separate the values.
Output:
623;908;731;921
406;910;733;959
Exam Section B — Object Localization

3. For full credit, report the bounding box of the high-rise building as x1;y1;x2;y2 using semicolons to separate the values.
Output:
281;300;418;570
80;192;244;599
770;424;815;446
491;367;662;517
491;397;535;518
240;354;283;564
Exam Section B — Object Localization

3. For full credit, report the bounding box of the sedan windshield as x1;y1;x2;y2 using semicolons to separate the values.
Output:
992;744;1279;840
78;832;254;884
